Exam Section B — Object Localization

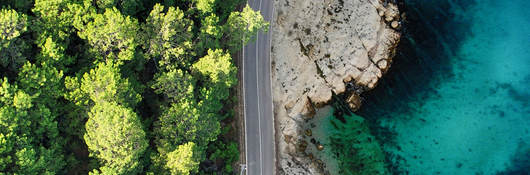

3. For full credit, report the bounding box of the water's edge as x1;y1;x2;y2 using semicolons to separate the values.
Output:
311;0;530;174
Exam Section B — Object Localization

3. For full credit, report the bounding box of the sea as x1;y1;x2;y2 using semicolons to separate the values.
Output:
312;0;530;174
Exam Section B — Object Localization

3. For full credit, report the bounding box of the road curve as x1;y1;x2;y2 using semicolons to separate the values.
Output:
242;0;275;174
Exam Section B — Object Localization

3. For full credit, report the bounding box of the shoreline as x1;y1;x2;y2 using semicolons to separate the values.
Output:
271;0;402;173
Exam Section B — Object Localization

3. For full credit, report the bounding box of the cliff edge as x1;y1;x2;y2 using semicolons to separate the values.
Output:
271;0;401;174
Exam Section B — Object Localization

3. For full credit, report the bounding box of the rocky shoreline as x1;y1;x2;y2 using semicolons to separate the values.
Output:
271;0;402;174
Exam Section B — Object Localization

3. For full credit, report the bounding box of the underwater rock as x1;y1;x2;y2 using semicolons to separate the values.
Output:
298;140;308;152
329;114;387;175
347;93;363;111
317;144;324;151
305;129;312;136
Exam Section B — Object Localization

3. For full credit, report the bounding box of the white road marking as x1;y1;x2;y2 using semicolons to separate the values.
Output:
255;22;263;175
242;15;248;175
244;0;273;174
256;0;265;174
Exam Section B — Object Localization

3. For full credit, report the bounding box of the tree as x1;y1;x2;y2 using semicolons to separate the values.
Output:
95;0;117;10
0;8;29;70
166;142;201;175
195;14;222;54
193;49;236;86
151;68;195;103
0;78;66;174
155;101;220;154
224;5;269;54
84;102;148;175
209;141;239;173
17;62;64;106
194;0;215;14
65;61;142;108
34;37;75;70
0;1;269;174
32;0;75;46
214;0;244;20
94;0;144;16
77;8;139;63
193;49;237;113
0;0;34;12
142;4;193;69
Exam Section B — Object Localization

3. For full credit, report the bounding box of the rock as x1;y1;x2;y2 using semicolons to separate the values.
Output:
391;21;399;29
378;59;389;70
284;134;293;143
384;4;400;21
346;93;363;111
317;144;324;151
308;153;314;160
385;16;393;22
272;0;400;174
298;140;308;152
305;129;312;136
303;97;316;118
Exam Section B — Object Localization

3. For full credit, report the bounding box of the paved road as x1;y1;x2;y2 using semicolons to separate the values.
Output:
242;0;275;174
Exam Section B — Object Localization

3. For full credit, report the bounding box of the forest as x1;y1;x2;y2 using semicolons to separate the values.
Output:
0;0;267;174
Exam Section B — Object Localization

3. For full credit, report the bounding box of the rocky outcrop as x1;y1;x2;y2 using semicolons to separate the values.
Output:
271;0;401;174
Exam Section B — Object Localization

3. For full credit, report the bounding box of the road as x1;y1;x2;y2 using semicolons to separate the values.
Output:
242;0;275;174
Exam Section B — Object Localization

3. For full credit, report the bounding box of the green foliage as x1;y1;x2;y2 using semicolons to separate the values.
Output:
77;8;139;63
195;14;222;55
151;68;195;102
142;4;193;69
94;0;144;16
95;0;117;9
81;61;142;107
85;102;148;175
224;5;269;53
214;0;244;20
35;37;75;70
0;8;29;70
193;49;236;86
0;77;66;174
209;141;239;173
0;1;269;174
0;9;27;41
166;142;201;175
155;101;220;154
194;0;215;14
32;0;75;46
194;49;237;113
0;0;34;12
65;61;142;108
17;62;64;107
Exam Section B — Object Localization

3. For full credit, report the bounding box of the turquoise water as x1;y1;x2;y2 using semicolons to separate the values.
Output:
331;0;530;174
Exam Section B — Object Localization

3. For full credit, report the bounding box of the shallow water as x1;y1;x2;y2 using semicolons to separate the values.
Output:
322;0;530;174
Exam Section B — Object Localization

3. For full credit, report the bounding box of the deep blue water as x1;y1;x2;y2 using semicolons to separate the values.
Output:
349;0;530;174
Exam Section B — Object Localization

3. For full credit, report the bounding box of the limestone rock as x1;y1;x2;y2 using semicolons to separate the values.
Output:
272;0;400;174
347;93;363;111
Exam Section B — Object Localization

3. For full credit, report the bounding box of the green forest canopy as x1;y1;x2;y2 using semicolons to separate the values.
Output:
0;0;268;174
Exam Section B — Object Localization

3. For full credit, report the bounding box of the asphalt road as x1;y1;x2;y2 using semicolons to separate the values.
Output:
242;0;275;174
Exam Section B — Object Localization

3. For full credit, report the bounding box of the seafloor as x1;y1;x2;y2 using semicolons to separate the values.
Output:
312;0;530;174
